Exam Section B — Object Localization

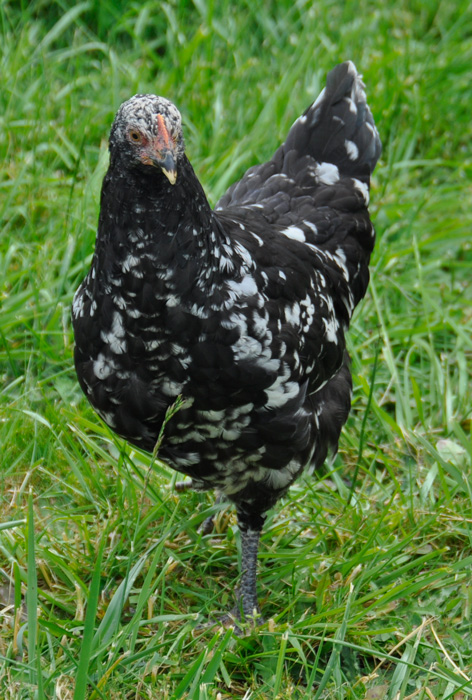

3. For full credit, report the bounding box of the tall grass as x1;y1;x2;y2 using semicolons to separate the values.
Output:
1;0;471;697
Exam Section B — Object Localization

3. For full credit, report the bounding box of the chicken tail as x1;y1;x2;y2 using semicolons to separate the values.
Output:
285;61;381;181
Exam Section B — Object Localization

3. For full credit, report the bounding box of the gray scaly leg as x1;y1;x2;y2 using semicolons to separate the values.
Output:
234;527;262;620
216;527;263;629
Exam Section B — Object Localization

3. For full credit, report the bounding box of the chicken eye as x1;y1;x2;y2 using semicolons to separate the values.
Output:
129;130;142;143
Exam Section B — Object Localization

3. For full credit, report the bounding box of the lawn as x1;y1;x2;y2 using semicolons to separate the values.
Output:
1;0;472;698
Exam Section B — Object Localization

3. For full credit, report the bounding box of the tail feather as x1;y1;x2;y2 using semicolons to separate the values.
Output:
285;61;381;180
215;61;381;211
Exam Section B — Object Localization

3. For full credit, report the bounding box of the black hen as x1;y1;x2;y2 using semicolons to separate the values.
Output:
73;61;381;622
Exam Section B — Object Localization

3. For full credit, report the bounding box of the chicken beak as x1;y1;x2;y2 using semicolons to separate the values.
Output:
142;150;177;184
154;113;177;185
158;151;177;185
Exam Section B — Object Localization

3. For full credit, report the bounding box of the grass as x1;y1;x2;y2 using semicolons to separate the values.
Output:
1;0;472;697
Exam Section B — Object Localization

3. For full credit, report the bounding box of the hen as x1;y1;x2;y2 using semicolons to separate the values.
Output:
73;61;381;623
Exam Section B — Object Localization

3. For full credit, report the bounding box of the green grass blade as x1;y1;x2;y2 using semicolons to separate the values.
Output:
312;584;355;699
92;548;150;651
26;489;38;688
171;647;208;700
73;534;106;700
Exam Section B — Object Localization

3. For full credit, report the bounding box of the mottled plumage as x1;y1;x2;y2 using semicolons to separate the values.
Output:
73;61;381;622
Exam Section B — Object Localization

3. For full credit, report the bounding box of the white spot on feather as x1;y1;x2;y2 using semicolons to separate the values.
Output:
198;409;226;422
93;352;116;379
352;178;370;205
234;242;254;267
344;97;357;115
311;87;326;110
174;452;200;467
113;295;126;309
285;302;300;326
264;458;304;489
303;220;318;235
160;378;184;396
334;248;350;281
72;290;84;318
323;315;339;343
281;226;306;243
122;254;140;272
222;428;241;441
219;255;235;273
237;336;263;360
100;311;127;354
252;310;270;337
265;368;300;408
166;294;180;307
189;303;209;319
345;140;359;161
316;162;339;185
295;114;307;125
127;307;142;319
227;275;258;298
